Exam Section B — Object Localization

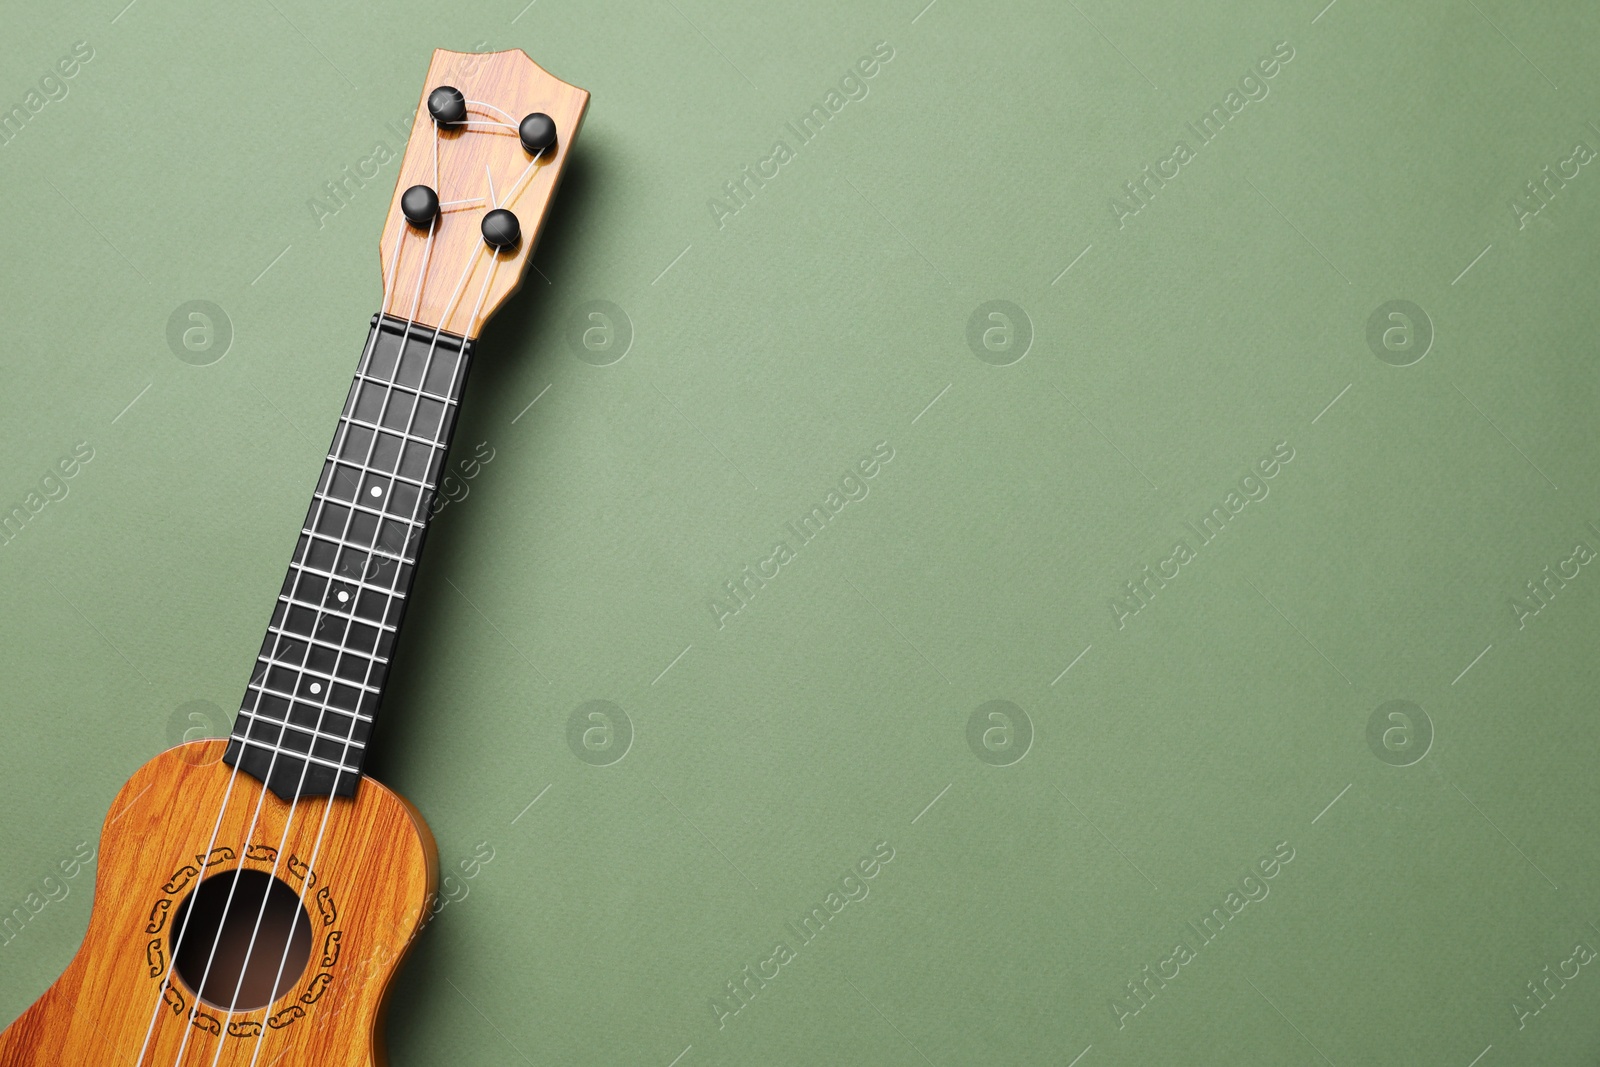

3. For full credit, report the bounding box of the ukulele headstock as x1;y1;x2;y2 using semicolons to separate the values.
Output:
378;49;588;339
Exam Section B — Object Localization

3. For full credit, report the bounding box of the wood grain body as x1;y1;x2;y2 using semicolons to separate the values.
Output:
0;741;437;1066
378;49;589;338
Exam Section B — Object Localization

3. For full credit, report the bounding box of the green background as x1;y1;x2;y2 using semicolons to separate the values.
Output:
2;0;1599;1063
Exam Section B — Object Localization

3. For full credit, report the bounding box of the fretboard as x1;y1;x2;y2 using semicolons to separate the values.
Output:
223;314;474;799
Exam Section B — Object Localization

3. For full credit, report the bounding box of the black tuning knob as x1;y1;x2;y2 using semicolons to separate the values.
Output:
400;185;439;227
518;112;556;154
427;85;467;125
481;208;520;248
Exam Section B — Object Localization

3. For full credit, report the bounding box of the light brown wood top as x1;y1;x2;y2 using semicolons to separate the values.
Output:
377;48;588;339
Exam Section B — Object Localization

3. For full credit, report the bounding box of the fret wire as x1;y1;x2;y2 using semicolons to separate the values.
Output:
284;557;409;602
240;700;373;734
338;412;453;452
319;455;449;498
250;650;384;698
250;663;380;705
308;492;431;532
319;460;436;495
229;734;362;775
300;528;415;569
237;710;372;752
276;593;400;634
293;549;413;599
293;532;419;579
249;672;379;713
360;319;467;388
344;383;443;430
353;369;461;406
244;693;374;731
264;622;389;665
284;553;411;600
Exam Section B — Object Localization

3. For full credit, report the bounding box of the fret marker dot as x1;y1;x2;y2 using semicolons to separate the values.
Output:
309;683;323;695
370;486;383;498
336;591;349;603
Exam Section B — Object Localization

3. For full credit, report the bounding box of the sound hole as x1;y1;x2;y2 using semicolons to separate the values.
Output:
170;869;313;1011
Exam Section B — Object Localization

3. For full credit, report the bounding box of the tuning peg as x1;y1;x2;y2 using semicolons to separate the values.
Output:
518;113;556;154
400;185;439;227
427;86;467;125
481;209;520;248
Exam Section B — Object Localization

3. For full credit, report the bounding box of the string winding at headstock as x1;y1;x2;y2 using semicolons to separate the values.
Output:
378;49;588;339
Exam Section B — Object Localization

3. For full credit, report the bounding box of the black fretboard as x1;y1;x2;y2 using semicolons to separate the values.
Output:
223;314;474;799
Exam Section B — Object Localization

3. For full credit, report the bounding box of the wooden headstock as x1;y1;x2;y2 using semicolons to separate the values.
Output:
378;49;588;339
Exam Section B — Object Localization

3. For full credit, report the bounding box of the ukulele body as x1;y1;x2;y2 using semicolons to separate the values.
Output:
0;739;436;1066
0;45;587;1066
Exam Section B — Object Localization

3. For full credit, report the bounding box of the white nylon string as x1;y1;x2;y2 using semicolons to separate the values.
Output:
465;99;513;121
499;145;548;211
131;766;246;1062
167;705;305;1063
242;231;492;1067
244;154;514;1067
129;208;411;1067
195;217;438;1067
462;248;502;341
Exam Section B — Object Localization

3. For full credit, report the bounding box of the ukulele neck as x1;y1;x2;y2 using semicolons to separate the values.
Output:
223;314;474;799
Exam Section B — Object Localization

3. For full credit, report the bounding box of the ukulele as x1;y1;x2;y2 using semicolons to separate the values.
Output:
0;49;587;1066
